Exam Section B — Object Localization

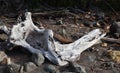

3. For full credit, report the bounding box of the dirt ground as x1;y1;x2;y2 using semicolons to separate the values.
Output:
0;10;120;73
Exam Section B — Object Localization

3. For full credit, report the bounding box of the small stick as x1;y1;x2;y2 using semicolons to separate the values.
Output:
104;0;119;16
33;10;80;18
54;33;73;44
102;37;120;44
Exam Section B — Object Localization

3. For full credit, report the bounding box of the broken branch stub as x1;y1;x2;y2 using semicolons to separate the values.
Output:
7;12;106;66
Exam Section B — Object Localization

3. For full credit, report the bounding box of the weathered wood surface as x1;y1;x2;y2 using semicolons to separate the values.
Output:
0;12;106;66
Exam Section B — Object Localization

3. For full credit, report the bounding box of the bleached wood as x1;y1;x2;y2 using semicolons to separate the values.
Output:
0;12;106;66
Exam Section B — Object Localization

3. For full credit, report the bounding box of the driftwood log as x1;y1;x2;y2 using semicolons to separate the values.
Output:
0;12;106;66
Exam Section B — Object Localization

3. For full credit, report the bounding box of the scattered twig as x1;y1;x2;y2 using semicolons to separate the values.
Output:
103;0;119;16
102;37;120;44
54;33;73;44
33;10;69;16
33;10;80;18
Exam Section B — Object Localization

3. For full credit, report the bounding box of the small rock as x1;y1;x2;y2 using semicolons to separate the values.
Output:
0;34;8;41
68;62;86;73
44;64;59;73
114;33;120;38
0;66;6;73
24;62;37;72
5;63;20;73
85;14;90;19
96;22;101;27
88;55;96;62
0;20;4;25
31;53;44;66
56;18;63;25
0;51;7;62
83;20;96;27
0;25;8;34
74;65;86;73
110;22;120;38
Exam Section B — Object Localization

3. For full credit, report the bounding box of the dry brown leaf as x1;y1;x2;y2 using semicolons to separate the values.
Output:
109;50;120;63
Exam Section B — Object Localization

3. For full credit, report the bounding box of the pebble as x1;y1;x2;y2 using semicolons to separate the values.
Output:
101;43;107;47
44;64;59;73
110;22;120;38
5;63;20;73
68;62;86;73
24;62;37;72
56;19;63;25
88;55;96;62
73;64;86;73
31;53;44;66
0;51;7;62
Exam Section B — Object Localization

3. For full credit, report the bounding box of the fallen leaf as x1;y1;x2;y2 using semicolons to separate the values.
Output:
109;50;120;63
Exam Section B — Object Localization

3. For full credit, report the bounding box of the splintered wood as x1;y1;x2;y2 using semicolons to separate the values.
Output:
0;12;106;66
